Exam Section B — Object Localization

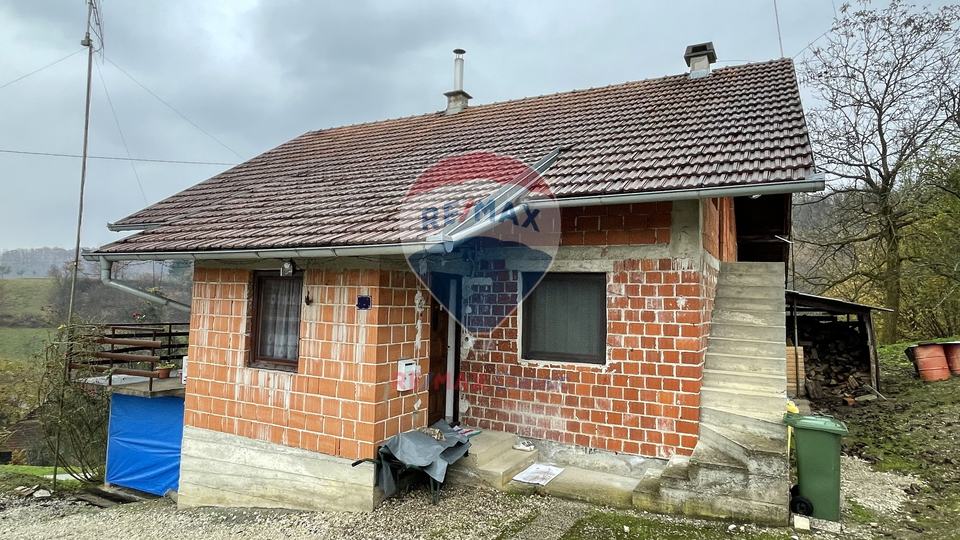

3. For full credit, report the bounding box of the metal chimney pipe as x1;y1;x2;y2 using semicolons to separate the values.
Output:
453;49;465;91
444;48;471;114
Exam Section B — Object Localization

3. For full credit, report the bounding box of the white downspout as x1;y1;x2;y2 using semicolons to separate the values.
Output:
98;257;191;313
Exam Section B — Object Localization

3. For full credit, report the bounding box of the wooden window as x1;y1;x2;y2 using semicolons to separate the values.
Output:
250;272;303;370
522;272;606;364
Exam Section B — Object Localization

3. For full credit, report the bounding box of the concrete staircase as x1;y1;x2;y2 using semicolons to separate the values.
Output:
447;429;652;509
446;430;539;489
634;262;791;525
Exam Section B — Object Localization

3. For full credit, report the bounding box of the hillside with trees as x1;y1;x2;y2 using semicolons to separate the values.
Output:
795;0;960;344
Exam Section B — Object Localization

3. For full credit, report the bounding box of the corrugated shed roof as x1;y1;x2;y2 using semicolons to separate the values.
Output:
96;58;815;254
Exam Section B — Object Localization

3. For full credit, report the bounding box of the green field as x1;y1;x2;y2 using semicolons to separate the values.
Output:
0;327;48;363
0;277;55;320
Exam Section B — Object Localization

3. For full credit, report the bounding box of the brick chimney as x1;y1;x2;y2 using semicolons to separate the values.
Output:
444;49;472;115
684;42;717;79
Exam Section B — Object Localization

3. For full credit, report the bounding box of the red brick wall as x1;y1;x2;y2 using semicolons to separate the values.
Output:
185;267;431;461
561;202;672;246
185;199;722;461
457;202;717;459
702;197;737;262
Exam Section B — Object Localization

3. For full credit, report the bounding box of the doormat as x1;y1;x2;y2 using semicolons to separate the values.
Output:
512;464;564;485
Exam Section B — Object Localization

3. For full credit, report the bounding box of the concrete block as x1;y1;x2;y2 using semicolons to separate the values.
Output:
539;466;639;509
705;337;786;360
699;406;786;439
702;369;786;393
704;351;786;375
710;322;785;342
700;386;787;415
178;426;380;513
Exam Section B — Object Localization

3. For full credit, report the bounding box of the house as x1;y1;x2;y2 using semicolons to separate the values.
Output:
83;43;821;523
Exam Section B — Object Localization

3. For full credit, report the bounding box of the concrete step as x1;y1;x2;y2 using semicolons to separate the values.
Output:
690;443;748;472
458;429;517;469
713;285;785;302
710;322;785;342
700;406;787;440
718;272;787;288
712;296;785;314
699;424;788;477
706;337;785;359
475;449;540;490
702;368;786;393
700;386;786;415
538;465;640;509
659;454;692;481
720;262;785;275
712;308;785;327
704;351;785;375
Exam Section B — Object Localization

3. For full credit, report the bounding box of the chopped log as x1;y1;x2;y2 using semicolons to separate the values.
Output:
805;380;825;399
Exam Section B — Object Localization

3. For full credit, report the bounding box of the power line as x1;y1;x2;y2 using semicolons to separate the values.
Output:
96;62;148;204
0;49;86;92
773;0;785;58
0;148;237;165
103;56;245;160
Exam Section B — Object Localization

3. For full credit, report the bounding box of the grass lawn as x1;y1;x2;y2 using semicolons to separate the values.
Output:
0;465;83;492
560;512;792;540
815;338;960;539
0;277;55;320
0;326;49;363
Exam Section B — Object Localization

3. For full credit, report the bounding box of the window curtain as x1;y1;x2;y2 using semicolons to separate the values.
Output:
258;278;302;361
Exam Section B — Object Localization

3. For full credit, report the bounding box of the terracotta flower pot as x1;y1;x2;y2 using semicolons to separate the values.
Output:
157;367;172;379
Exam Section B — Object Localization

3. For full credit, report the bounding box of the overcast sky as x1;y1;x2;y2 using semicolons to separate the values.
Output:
0;0;857;251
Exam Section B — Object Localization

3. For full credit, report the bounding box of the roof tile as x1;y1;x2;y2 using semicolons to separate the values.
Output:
97;58;814;254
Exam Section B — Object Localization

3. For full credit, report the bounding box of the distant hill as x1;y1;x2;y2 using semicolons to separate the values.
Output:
0;248;79;278
0;248;168;280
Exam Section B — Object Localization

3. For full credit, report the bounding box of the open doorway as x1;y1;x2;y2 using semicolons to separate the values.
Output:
427;273;461;425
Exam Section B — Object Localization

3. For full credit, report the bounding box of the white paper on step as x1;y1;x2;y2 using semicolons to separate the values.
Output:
512;464;564;485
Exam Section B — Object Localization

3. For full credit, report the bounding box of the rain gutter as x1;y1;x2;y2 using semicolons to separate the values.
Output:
98;258;191;312
84;173;824;263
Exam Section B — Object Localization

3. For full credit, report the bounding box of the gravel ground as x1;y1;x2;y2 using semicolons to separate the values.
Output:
0;485;556;540
841;455;918;515
0;485;810;540
0;460;921;540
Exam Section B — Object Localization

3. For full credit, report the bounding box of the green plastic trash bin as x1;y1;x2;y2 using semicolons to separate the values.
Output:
783;413;848;522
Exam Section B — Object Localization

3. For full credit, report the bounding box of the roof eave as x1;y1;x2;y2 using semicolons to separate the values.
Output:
84;174;824;263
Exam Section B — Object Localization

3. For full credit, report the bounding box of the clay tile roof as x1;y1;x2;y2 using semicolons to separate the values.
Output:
95;58;814;255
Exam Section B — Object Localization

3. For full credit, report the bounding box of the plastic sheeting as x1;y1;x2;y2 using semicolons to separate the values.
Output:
105;394;184;495
377;420;470;498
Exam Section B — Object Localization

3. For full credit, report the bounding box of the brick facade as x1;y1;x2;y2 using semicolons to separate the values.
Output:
185;198;732;462
185;267;430;461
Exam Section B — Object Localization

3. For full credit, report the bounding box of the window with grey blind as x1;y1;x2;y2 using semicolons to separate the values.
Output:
522;273;606;364
251;272;303;369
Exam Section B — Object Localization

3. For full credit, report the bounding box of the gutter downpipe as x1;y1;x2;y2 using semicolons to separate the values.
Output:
99;257;191;312
85;174;825;263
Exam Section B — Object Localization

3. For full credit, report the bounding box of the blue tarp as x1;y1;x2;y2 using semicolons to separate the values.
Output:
105;394;184;495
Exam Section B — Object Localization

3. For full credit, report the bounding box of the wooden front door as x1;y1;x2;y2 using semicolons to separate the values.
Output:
427;296;450;425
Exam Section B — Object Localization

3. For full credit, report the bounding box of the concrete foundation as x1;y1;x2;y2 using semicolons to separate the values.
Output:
178;426;382;512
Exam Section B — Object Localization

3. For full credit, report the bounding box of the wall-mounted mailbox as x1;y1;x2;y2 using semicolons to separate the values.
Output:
396;358;420;391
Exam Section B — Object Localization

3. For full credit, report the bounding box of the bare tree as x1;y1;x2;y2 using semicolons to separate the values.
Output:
0;265;10;279
798;0;960;343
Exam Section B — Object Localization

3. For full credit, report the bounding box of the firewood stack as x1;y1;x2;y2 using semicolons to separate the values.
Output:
789;318;871;400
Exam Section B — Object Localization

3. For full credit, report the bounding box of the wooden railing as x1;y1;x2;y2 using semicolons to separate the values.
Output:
69;323;190;392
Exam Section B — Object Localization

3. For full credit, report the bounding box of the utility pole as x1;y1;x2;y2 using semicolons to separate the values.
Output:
54;0;95;491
